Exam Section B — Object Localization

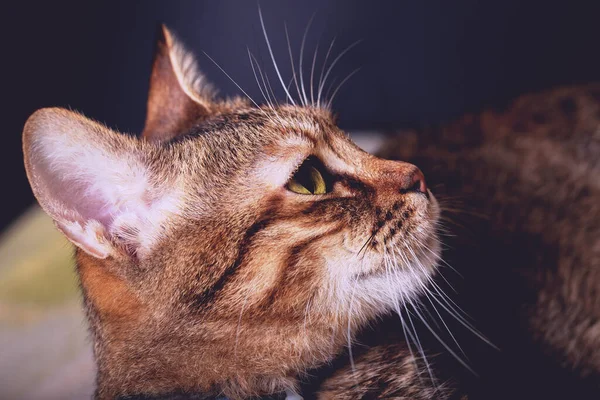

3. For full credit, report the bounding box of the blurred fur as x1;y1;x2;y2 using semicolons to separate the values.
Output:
380;84;600;399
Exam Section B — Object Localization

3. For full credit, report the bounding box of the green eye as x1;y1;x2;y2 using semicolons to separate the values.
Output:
286;158;329;195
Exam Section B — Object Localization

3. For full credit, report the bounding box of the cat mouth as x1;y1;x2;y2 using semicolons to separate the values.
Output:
354;223;439;281
354;268;387;280
354;251;427;280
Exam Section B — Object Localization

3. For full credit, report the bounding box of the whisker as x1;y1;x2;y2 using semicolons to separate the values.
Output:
439;205;489;220
317;36;336;107
284;23;303;105
401;243;472;327
298;13;316;106
403;300;437;385
326;67;361;108
387;235;497;375
263;65;279;107
421;284;467;358
258;6;296;105
323;76;338;105
309;39;320;106
247;48;271;108
392;242;470;384
317;40;361;107
202;51;260;108
427;277;472;321
410;302;478;375
409;285;442;331
384;248;432;385
384;260;420;375
247;51;287;126
414;236;462;278
357;232;376;258
254;56;276;108
408;240;492;347
398;310;424;381
429;291;497;349
286;75;296;92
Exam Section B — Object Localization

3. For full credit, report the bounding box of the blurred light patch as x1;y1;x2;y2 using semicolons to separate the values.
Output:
0;206;94;400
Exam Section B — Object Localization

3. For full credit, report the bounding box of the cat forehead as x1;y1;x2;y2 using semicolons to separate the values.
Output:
272;106;335;135
182;106;339;146
254;105;337;138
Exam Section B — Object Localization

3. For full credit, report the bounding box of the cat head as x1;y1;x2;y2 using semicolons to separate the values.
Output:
22;26;440;398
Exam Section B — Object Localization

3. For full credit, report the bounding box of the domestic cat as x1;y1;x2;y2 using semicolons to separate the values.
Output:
22;26;444;399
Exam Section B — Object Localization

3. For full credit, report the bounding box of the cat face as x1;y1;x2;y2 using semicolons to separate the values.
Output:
153;104;440;335
23;26;440;397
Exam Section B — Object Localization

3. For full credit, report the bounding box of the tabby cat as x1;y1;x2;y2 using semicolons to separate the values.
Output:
22;24;600;400
23;26;441;399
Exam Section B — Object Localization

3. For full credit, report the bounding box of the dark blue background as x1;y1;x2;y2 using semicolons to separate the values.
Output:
5;0;600;230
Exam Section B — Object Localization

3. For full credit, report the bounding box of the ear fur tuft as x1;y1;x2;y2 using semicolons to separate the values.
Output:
162;25;216;104
142;25;217;142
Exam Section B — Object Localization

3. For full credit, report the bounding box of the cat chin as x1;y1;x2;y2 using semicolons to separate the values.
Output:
359;260;435;302
323;253;438;328
359;238;441;312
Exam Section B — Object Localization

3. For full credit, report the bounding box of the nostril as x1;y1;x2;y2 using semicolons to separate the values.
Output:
400;169;428;195
409;179;423;193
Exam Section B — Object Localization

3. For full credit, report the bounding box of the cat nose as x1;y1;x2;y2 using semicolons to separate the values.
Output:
399;168;427;194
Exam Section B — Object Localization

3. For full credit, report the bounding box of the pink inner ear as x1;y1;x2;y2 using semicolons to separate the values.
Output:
24;108;181;258
38;151;126;229
29;122;154;247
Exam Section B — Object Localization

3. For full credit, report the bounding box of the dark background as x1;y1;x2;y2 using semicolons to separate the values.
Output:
5;0;600;231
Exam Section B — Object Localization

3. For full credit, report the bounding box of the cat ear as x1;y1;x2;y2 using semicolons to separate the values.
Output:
142;25;217;142
23;108;182;260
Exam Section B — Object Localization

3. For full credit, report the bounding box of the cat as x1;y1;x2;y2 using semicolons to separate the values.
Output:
22;26;444;399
